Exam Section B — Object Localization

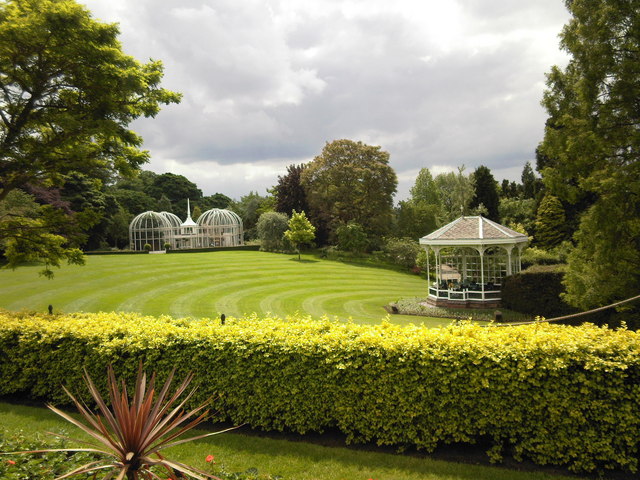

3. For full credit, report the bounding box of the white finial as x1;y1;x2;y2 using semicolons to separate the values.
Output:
186;199;192;220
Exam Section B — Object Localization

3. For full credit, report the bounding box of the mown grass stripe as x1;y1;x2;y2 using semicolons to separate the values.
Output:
0;251;435;325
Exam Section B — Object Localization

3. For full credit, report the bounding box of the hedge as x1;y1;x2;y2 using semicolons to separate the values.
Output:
501;266;578;320
0;311;639;473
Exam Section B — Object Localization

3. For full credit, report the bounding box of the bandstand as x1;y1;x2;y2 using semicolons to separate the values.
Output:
419;216;528;308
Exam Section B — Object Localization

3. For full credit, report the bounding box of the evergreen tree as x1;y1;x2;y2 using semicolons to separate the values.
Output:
534;194;566;250
539;0;640;309
469;165;500;222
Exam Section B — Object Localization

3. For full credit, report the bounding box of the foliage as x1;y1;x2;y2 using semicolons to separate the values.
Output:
0;429;100;480
0;190;84;278
0;0;180;201
146;173;203;216
381;237;421;269
498;198;536;237
534;194;567;249
24;364;228;479
0;0;179;272
1;311;640;474
229;192;272;241
409;168;440;205
335;222;369;254
0;426;281;480
433;167;474;223
302;139;397;241
256;212;290;252
387;297;530;323
200;193;232;211
395;200;439;241
273;164;309;216
538;0;640;309
501;266;578;320
284;210;315;260
563;200;640;312
520;162;541;199
469;166;500;222
143;243;152;252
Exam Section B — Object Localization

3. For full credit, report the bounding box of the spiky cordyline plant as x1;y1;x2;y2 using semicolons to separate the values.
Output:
13;364;236;480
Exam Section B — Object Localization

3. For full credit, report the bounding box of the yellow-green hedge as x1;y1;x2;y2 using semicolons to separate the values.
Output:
1;311;639;473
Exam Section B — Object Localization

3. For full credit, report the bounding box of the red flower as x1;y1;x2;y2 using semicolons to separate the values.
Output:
205;454;215;463
7;460;16;465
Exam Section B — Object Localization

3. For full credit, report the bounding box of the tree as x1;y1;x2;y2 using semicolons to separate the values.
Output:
499;197;536;236
256;211;289;252
0;0;180;200
336;222;369;254
410;168;440;205
521;162;540;199
434;166;474;223
191;204;202;222
146;173;202;215
534;194;567;250
470;165;500;222
200;193;231;210
301;139;397;242
538;0;640;308
228;191;271;240
157;194;172;213
395;200;439;240
0;0;179;273
274;164;309;216
0;190;83;277
284;210;315;260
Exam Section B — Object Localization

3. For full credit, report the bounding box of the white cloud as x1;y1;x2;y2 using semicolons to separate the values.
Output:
79;0;570;200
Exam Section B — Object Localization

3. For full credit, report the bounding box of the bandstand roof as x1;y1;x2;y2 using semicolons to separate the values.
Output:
419;216;528;248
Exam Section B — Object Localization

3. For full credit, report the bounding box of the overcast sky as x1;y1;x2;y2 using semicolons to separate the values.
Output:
80;0;570;202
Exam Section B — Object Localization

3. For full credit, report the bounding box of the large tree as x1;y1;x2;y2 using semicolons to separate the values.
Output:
302;139;397;242
410;168;440;205
274;163;309;216
469;165;500;222
146;173;202;215
433;166;474;223
0;0;180;273
538;0;640;309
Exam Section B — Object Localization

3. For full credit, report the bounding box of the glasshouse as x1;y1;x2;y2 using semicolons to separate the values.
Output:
419;216;528;308
129;201;244;251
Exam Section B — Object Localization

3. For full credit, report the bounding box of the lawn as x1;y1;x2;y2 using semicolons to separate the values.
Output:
0;401;588;480
0;250;448;325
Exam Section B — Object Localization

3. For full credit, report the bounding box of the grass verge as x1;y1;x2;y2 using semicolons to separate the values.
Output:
0;401;591;480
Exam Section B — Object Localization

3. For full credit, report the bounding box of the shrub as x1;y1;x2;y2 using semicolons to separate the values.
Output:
143;243;152;252
256;212;290;252
501;266;578;320
0;312;639;473
382;237;420;268
336;222;369;254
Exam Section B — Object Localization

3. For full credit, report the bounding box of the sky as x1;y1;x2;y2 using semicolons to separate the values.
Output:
80;0;571;202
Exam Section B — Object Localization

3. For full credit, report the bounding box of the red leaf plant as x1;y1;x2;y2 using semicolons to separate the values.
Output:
5;364;236;480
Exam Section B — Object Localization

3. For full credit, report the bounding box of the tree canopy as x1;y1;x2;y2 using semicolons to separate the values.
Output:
538;0;640;308
0;0;180;275
469;165;500;222
302;139;397;242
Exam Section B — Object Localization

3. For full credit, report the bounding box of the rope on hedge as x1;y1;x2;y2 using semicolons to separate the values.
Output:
493;293;640;327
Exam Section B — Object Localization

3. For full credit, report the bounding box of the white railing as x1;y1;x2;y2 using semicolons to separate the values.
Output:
428;286;501;302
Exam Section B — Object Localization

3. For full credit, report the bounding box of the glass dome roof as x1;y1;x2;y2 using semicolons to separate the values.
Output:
197;208;243;227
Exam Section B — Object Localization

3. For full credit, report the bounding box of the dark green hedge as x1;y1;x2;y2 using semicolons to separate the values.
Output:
1;311;639;474
501;266;578;320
